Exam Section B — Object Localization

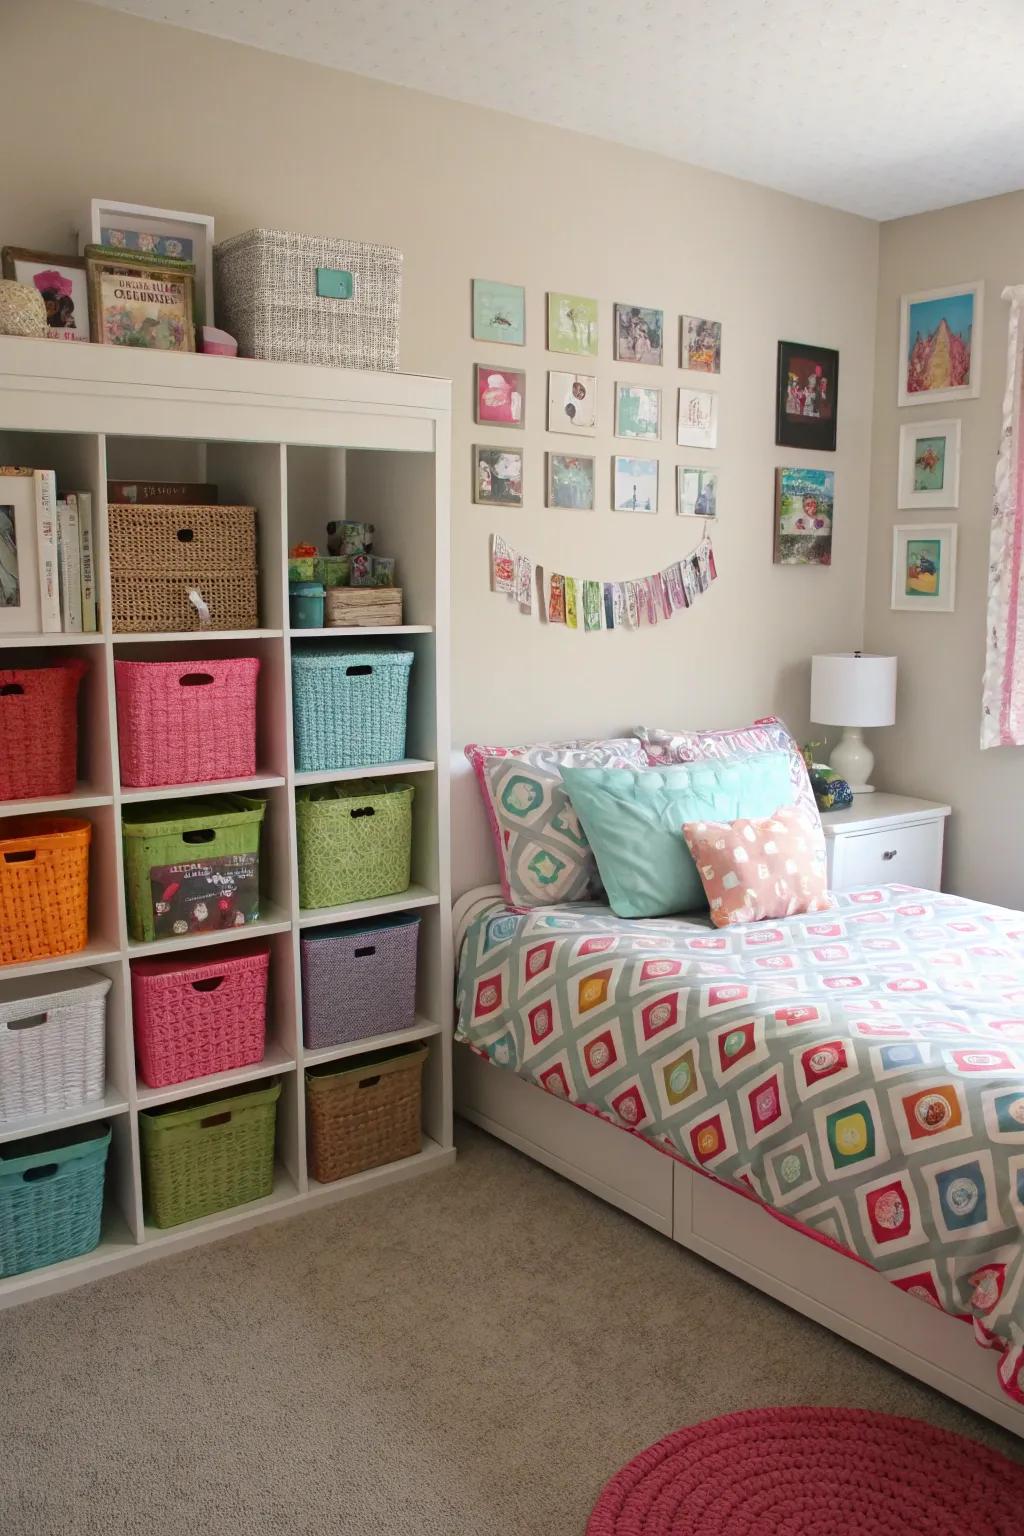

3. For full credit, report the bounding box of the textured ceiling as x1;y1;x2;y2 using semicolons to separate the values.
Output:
95;0;1024;219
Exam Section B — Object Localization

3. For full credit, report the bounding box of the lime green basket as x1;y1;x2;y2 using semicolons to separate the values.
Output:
122;794;266;942
295;780;413;910
140;1079;281;1229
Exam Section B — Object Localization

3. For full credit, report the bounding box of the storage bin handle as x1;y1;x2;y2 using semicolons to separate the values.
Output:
191;976;224;992
358;1075;381;1090
3;849;36;864
345;664;373;677
354;945;376;958
7;1012;47;1031
179;672;215;687
176;527;194;542
182;828;216;844
350;807;376;820
199;1110;232;1128
0;682;24;697
23;1164;59;1182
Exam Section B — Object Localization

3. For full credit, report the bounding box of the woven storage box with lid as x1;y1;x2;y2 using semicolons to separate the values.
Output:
0;968;110;1127
300;915;419;1049
325;588;403;628
291;647;413;772
306;1042;426;1183
131;941;270;1089
115;656;260;788
214;228;402;371
140;1078;280;1228
0;815;91;966
108;503;258;633
0;659;86;802
295;780;413;910
121;795;265;943
0;1122;110;1277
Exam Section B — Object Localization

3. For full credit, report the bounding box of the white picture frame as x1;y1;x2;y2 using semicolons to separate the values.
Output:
546;370;597;435
897;282;983;407
612;455;658;514
677;465;718;518
677;387;719;449
79;199;215;327
891;523;957;613
0;471;42;633
897;418;961;509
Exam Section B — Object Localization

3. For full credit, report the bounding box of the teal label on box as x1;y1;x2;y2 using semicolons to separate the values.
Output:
316;267;355;300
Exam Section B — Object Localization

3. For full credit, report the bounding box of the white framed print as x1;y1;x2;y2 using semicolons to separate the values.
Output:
0;469;41;633
891;523;957;613
677;387;719;449
898;282;982;407
897;419;961;509
547;370;597;435
79;199;215;326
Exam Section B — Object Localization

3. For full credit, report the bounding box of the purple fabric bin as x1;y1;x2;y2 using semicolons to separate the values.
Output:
300;915;420;1049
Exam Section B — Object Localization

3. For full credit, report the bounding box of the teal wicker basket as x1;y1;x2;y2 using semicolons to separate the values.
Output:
292;647;413;772
295;780;414;910
0;1122;110;1277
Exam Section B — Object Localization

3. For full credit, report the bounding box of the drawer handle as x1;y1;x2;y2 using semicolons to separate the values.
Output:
8;1012;48;1031
191;977;224;992
0;683;25;697
179;672;215;687
353;945;376;958
882;849;898;861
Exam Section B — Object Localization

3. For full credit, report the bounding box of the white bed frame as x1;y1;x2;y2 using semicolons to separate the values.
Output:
449;753;1024;1437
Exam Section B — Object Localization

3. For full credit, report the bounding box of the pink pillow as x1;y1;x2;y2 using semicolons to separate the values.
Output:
635;717;820;828
681;805;834;928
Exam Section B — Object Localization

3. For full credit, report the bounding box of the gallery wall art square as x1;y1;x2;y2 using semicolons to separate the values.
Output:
547;370;597;434
472;279;525;346
677;466;718;518
614;303;663;364
897;418;961;509
475;364;525;427
474;445;524;506
898;283;983;406
615;383;661;441
547;453;595;509
775;340;839;451
613;455;659;514
774;467;834;566
677;387;719;449
680;316;721;373
891;523;957;611
547;292;599;356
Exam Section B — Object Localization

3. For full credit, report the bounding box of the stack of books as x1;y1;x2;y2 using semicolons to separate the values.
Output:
0;467;98;634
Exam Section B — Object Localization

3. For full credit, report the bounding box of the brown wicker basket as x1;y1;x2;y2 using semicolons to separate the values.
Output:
305;1042;426;1183
108;503;258;633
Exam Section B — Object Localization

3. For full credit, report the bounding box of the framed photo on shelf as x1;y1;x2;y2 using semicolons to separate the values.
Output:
614;383;661;441
86;247;195;352
547;453;595;509
0;468;41;633
897;418;961;509
775;340;838;451
898;282;982;406
677;465;718;518
0;248;90;341
613;303;663;365
474;445;524;507
547;370;597;434
677;387;718;449
891;523;957;612
79;199;215;326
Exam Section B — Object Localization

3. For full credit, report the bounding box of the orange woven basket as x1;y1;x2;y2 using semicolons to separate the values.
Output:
0;816;91;966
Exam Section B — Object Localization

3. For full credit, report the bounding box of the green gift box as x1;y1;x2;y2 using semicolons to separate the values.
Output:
315;556;351;588
288;556;317;581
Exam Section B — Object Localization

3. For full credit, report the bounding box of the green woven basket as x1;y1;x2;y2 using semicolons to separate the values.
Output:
122;794;265;942
140;1078;281;1229
295;780;413;910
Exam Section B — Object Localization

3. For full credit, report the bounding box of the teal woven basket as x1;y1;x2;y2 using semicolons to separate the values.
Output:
0;1122;110;1277
292;647;413;772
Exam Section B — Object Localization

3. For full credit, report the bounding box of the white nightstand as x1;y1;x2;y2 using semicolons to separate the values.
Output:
821;793;951;893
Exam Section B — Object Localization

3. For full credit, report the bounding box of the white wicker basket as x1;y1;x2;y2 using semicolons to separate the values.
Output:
0;969;110;1126
213;228;402;371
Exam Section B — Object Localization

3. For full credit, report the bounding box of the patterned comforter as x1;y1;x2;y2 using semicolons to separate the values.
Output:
455;883;1024;1403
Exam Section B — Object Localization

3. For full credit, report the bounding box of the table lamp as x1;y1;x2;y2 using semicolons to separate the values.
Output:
810;652;897;794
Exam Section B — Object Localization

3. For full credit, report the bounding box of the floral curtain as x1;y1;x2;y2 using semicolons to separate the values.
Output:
982;284;1024;748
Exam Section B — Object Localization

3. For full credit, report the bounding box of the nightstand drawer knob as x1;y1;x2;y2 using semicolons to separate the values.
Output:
882;849;898;861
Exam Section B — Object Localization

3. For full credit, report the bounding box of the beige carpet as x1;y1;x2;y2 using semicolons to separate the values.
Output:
1;1122;1020;1535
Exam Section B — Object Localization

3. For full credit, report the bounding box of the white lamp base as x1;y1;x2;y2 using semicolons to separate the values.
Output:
829;727;876;794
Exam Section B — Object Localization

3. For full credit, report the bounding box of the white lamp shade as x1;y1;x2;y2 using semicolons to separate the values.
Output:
811;653;897;728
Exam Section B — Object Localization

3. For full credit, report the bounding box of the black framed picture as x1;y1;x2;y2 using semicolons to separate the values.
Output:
775;340;839;451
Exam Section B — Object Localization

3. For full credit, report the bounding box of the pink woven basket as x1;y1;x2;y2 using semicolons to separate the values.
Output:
114;657;259;789
0;659;86;802
131;941;270;1089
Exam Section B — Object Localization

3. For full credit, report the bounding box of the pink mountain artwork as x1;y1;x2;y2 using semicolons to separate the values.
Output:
906;317;970;395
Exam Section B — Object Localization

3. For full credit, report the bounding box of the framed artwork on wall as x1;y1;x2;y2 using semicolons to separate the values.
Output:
474;445;523;506
547;370;597;434
547;453;595;509
680;316;721;373
0;248;90;341
79;199;214;326
547;292;599;356
614;303;663;364
897;419;961;509
677;466;718;518
472;279;525;346
677;387;719;449
898;282;983;406
891;523;957;612
612;455;658;514
614;383;661;440
475;364;525;426
775;340;839;451
774;466;834;565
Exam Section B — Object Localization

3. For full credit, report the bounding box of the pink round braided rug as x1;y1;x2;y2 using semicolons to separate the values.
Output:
585;1407;1024;1535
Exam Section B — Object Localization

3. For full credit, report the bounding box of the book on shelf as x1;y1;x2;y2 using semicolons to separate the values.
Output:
107;480;217;506
78;492;97;633
56;495;83;633
34;469;60;633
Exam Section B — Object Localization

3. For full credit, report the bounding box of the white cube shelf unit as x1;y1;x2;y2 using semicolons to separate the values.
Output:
0;337;454;1307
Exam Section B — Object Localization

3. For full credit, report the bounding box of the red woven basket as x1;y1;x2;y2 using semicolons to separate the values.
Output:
0;660;86;802
114;657;259;789
131;940;270;1088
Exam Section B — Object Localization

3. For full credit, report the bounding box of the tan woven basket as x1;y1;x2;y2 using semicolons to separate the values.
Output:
305;1042;426;1183
109;503;258;633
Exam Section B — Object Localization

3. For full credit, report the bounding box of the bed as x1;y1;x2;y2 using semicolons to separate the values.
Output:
452;854;1024;1436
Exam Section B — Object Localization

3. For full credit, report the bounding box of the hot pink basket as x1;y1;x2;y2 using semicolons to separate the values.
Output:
114;657;259;789
131;941;270;1089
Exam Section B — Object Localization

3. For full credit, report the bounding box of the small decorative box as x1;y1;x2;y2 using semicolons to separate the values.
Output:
288;557;317;582
325;587;403;628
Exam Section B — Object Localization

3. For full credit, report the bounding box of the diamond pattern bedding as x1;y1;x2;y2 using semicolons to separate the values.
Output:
455;882;1024;1404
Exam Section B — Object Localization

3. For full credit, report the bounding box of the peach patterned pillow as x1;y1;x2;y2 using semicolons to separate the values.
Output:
681;805;834;928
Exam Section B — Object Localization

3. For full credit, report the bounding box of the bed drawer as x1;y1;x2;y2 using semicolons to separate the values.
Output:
828;817;944;892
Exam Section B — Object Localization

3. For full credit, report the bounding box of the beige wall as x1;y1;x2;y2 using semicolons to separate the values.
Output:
866;193;1024;906
3;0;879;754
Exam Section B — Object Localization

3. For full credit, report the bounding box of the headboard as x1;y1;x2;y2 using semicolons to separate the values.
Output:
450;749;502;900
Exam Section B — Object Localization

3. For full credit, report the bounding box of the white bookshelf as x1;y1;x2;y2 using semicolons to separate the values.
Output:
0;337;454;1308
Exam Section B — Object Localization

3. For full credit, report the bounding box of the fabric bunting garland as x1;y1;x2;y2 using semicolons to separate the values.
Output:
489;531;717;629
